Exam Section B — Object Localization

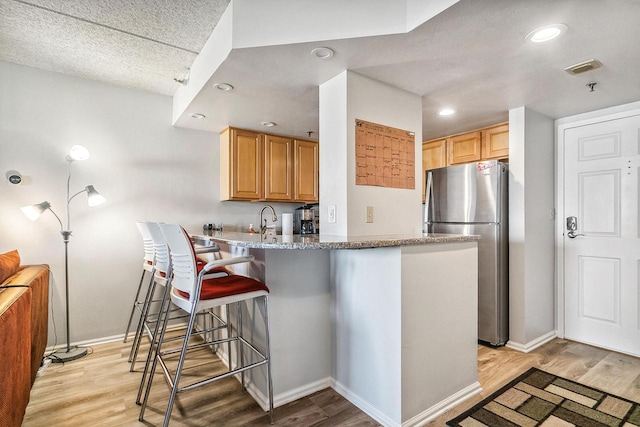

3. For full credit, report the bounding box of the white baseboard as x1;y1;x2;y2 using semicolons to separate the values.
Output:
46;333;123;352
214;344;331;411
246;377;332;411
274;377;332;408
331;379;482;427
45;323;189;353
331;379;400;427
506;330;557;353
402;381;482;427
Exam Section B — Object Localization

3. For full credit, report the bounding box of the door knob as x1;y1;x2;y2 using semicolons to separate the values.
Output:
566;216;585;238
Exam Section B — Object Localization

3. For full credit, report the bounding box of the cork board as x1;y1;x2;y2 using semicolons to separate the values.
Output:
355;119;415;189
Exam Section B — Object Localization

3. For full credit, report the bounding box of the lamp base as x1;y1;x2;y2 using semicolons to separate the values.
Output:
50;346;88;363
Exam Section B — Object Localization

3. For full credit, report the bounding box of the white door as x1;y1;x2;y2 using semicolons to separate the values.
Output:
563;113;640;356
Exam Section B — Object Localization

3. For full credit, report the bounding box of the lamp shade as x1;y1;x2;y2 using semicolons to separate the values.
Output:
68;145;90;161
21;201;51;221
86;185;105;207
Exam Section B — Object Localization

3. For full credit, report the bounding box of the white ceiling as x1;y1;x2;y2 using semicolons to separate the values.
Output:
2;0;640;141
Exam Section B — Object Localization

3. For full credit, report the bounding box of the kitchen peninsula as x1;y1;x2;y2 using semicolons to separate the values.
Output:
194;231;480;427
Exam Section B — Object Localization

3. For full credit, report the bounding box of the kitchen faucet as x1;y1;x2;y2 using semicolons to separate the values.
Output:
260;205;278;236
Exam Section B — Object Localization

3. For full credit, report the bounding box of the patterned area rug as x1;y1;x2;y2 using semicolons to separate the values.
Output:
447;367;640;426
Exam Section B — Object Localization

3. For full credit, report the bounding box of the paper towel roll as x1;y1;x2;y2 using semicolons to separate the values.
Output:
282;213;293;236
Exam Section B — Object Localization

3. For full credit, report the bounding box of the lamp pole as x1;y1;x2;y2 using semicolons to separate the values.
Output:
51;229;88;362
49;157;94;362
21;145;104;363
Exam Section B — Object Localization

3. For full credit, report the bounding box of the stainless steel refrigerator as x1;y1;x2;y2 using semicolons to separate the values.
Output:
424;160;508;346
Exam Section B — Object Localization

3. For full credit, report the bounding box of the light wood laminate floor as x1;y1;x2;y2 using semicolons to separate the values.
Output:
428;339;640;425
23;338;640;426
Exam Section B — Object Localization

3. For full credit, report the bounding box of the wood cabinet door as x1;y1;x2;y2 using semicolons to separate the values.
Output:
231;128;263;200
448;131;482;165
264;134;293;201
422;139;447;202
482;123;509;160
294;139;319;202
422;139;447;170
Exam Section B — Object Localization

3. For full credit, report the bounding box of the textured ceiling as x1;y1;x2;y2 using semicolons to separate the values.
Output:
0;0;229;95
2;0;640;141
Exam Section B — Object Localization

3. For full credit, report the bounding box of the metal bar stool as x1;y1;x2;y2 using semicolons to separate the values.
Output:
133;222;233;410
128;222;230;371
128;221;176;371
123;221;155;345
138;223;274;427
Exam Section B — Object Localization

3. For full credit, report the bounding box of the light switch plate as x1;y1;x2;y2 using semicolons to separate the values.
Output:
366;206;374;223
328;205;336;223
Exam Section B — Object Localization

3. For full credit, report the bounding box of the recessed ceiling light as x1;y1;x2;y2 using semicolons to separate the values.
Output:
525;24;568;43
213;82;234;91
310;47;334;60
190;113;206;119
261;121;277;127
438;108;456;116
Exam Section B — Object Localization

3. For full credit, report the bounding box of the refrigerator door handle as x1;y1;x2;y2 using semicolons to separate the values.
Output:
424;170;434;227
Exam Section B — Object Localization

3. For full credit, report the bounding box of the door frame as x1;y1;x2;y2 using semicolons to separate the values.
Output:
555;101;640;341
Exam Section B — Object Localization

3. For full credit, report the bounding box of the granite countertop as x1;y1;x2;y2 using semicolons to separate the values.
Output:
191;231;479;250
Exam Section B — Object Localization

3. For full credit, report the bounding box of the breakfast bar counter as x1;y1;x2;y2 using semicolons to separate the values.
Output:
194;230;478;249
192;231;480;427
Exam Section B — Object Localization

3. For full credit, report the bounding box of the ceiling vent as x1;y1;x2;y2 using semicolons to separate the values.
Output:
564;59;602;75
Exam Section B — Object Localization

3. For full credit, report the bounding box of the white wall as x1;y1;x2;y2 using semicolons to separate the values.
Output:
405;0;460;31
331;242;479;425
508;106;556;349
319;71;423;236
232;0;407;48
331;247;402;423
0;61;298;345
400;242;478;422
172;0;233;125
318;71;349;236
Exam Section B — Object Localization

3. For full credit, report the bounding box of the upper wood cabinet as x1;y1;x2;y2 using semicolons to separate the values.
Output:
220;127;319;203
422;139;447;202
294;139;319;203
264;134;294;201
422;122;509;179
448;131;482;165
220;127;263;201
422;138;447;171
482;123;509;160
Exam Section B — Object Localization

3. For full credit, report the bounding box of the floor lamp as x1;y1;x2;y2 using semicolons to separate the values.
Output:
21;145;105;363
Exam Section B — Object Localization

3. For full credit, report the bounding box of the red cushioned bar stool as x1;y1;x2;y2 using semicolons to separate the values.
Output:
139;223;274;427
129;222;230;374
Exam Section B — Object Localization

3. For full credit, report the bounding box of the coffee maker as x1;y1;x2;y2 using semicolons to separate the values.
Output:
294;205;317;234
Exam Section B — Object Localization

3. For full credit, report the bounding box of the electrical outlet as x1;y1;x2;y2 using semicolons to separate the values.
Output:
328;205;336;223
366;206;374;223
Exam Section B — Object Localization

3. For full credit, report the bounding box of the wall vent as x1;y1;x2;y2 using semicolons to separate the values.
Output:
564;59;602;75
